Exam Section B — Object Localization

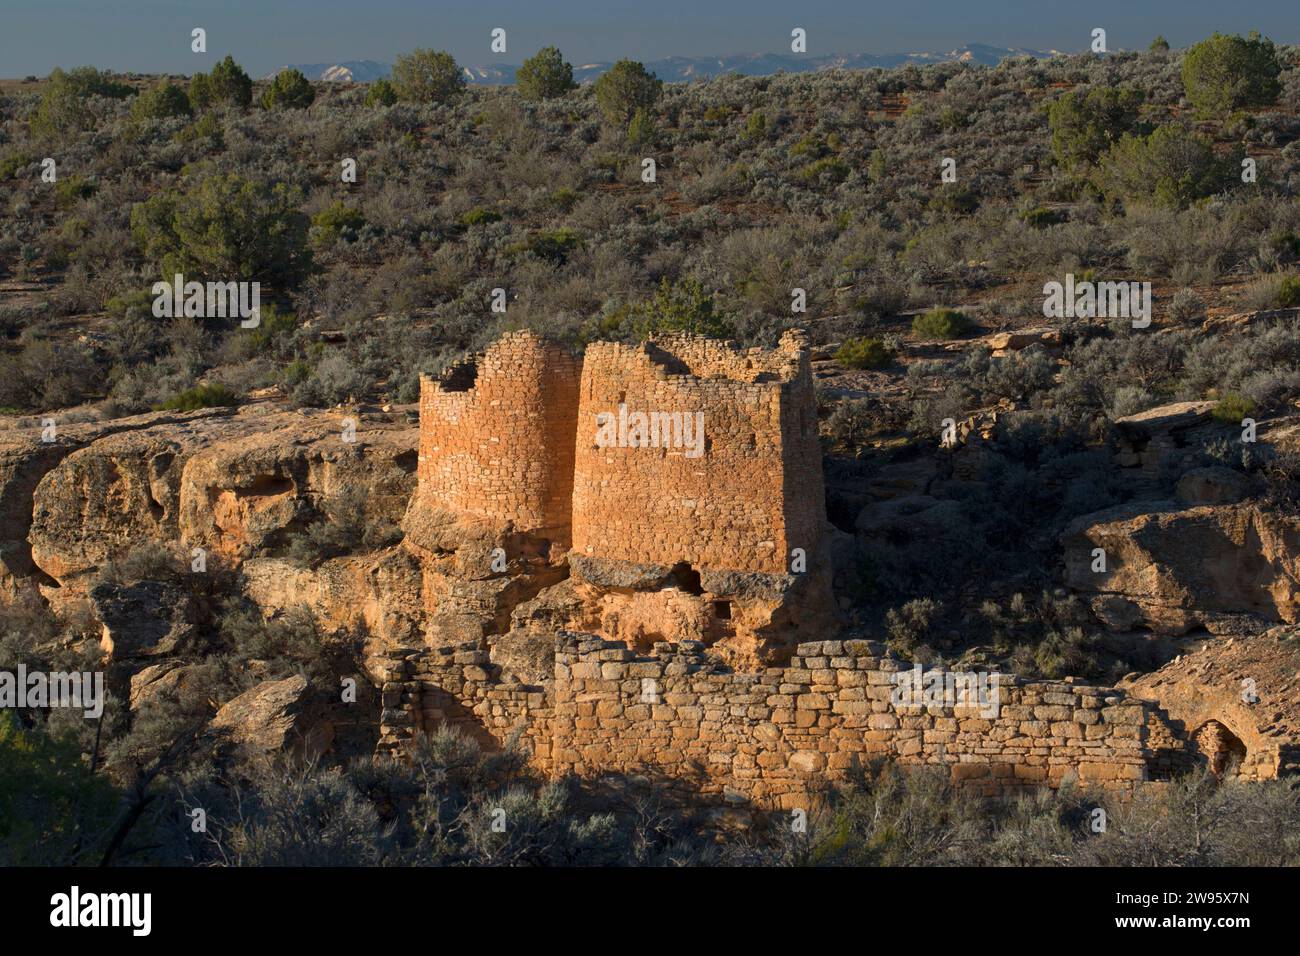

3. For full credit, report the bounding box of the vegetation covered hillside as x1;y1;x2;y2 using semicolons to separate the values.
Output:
5;36;1300;866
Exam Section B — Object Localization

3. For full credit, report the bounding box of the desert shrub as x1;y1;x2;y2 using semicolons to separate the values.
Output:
1212;392;1256;422
1092;124;1230;210
235;300;296;356
633;276;733;339
285;487;401;568
885;598;942;658
960;347;1057;404
1277;274;1300;307
594;59;662;124
310;202;365;249
1047;86;1144;171
1169;287;1207;322
157;381;240;411
53;175;96;207
835;336;893;370
911;307;971;339
0;151;36;180
512;227;582;264
190;55;253;109
30;66;131;136
800;155;851;184
1020;206;1066;228
822;398;880;453
392;48;465;103
95;540;188;586
460;206;501;227
261;68;316;109
0;338;102;409
290;352;369;407
131;170;311;288
1151;36;1171;52
626;107;656;146
130;80;192;121
365;78;398;107
0;711;121;866
516;46;575;101
1182;32;1282;115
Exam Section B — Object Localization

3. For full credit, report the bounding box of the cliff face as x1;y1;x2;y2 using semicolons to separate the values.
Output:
4;404;424;647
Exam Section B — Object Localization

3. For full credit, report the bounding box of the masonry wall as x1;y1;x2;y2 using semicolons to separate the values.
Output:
571;330;821;576
417;331;580;541
377;635;1151;806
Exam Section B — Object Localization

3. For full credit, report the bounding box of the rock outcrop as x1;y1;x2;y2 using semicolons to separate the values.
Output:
1063;501;1300;633
1122;627;1300;780
209;674;333;758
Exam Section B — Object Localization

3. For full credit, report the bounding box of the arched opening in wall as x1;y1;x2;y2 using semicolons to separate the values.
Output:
1192;720;1247;779
713;599;732;620
668;562;703;595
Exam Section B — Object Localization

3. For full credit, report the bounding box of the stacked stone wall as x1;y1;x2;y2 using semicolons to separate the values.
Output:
417;331;580;541
377;635;1151;806
570;331;821;576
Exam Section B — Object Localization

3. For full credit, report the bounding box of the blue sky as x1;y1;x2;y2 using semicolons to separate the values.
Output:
3;0;1299;77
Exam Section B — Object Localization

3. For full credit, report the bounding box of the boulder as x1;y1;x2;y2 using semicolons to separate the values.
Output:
1175;466;1253;506
1113;401;1216;439
209;674;333;757
986;328;1063;353
130;660;205;710
90;579;197;660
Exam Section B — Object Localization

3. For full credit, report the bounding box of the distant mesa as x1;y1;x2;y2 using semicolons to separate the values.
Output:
276;44;1059;85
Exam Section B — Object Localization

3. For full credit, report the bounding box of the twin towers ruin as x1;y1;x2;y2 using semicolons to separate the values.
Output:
406;328;837;668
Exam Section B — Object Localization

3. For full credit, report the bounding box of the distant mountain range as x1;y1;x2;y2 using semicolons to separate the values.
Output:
276;44;1063;85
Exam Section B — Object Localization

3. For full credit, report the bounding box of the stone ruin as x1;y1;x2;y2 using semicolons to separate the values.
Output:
402;328;837;672
376;328;1300;806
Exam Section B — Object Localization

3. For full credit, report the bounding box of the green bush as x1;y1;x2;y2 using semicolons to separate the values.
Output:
53;175;96;207
460;206;502;227
364;78;398;107
547;187;580;211
392;48;465;104
835;337;894;370
627;107;656;146
1092;124;1229;210
30;66;131;136
157;381;240;411
131;170;311;288
0;152;35;180
1182;32;1282;115
516;46;575;101
261;68;315;109
240;303;297;356
310;202;365;248
911;308;971;339
130;80;192;121
1275;274;1300;308
800;156;851;184
1212;392;1256;422
633;276;733;340
1020;206;1066;228
511;228;582;264
0;711;120;866
593;59;662;124
1047;86;1144;171
190;55;253;109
